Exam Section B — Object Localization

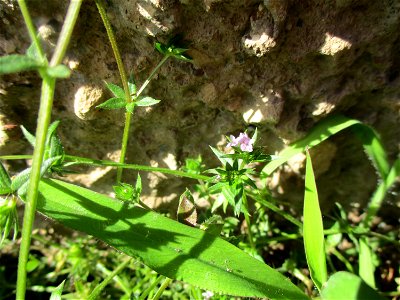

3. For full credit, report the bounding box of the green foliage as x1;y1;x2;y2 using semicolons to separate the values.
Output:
0;54;44;74
34;178;308;299
321;272;386;300
113;175;142;203
303;150;327;292
0;161;12;195
49;280;65;300
155;41;192;61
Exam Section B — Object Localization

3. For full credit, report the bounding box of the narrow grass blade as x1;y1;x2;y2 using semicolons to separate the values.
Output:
351;124;390;179
321;271;385;300
358;237;376;288
262;115;360;176
362;158;400;228
35;178;309;300
303;150;327;292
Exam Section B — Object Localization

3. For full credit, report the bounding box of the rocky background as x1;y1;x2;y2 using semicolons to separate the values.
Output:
1;0;399;217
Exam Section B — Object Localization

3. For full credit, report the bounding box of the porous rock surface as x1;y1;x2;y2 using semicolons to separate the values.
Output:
1;0;399;215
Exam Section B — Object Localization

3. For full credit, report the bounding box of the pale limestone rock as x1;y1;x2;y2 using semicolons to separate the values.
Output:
319;33;352;56
74;85;103;120
241;90;284;124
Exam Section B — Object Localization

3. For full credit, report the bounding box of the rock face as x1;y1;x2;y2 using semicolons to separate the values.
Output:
1;0;399;214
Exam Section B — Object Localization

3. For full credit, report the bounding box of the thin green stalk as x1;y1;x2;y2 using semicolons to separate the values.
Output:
16;0;46;61
242;193;255;249
16;73;56;300
15;2;82;299
152;277;172;300
88;258;133;300
0;155;33;160
248;191;303;229
135;55;170;97
64;155;211;181
138;275;163;300
94;0;131;183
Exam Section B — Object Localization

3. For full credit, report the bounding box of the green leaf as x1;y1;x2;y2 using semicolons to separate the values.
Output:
135;174;142;196
50;280;65;300
26;42;42;61
351;124;390;179
0;54;44;74
11;156;61;195
128;81;137;95
105;82;126;99
35;178;308;300
46;65;71;78
135;96;160;107
96;97;126;110
303;150;327;292
321;272;385;300
0;161;12;194
155;42;168;55
20;125;36;147
113;182;134;201
261;115;390;179
358;237;376;288
362;158;400;227
209;146;232;166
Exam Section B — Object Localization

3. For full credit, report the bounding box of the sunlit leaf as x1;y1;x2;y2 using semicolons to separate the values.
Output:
97;97;126;110
135;96;160;107
35;178;309;299
321;272;385;300
105;82;126;99
303;149;327;291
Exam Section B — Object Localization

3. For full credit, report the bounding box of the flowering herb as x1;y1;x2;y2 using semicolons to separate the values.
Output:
227;132;254;152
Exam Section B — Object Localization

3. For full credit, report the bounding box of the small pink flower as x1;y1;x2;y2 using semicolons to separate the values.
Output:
227;132;253;152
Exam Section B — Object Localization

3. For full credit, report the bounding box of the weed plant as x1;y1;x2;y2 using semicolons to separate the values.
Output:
0;1;399;299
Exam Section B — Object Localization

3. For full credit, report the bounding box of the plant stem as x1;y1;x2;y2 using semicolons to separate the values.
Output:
241;193;255;249
64;155;210;181
138;275;163;300
88;258;133;300
15;1;82;299
94;0;132;183
135;55;170;97
152;277;172;300
17;0;46;61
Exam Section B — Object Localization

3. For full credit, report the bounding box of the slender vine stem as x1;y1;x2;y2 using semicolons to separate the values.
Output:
135;55;170;97
241;193;255;250
152;277;173;300
64;155;211;181
87;258;133;300
16;0;46;62
15;1;82;299
94;0;132;183
138;275;163;300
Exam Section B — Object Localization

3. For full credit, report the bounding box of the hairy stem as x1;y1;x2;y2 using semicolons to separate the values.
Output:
94;0;132;183
64;155;210;181
15;1;82;298
17;0;46;61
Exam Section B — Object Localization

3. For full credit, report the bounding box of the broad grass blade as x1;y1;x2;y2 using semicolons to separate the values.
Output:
35;178;309;300
303;150;327;292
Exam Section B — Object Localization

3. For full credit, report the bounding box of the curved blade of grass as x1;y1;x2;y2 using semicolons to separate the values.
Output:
34;178;308;300
262;115;389;180
321;271;385;300
362;158;400;228
303;150;327;292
